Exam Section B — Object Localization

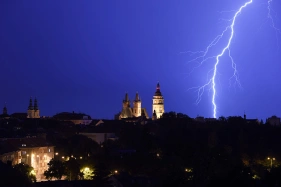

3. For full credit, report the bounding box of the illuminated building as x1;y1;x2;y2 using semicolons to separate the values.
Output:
117;92;149;120
27;97;40;118
152;82;164;119
117;82;164;120
0;137;54;181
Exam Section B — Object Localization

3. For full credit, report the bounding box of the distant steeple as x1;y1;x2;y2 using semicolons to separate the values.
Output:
124;93;129;102
3;103;7;115
34;97;38;110
154;82;162;96
135;92;140;101
157;82;160;90
28;97;33;110
123;93;130;108
244;111;246;120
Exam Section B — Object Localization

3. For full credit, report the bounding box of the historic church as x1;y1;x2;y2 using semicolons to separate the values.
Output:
27;97;40;118
117;82;164;120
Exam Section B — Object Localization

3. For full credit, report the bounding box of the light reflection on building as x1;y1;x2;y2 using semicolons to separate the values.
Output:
0;137;54;181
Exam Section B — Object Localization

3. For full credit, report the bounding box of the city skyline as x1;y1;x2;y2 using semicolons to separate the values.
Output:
0;1;281;120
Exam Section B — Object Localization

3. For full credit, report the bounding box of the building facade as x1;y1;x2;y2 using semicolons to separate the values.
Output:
118;92;149;119
53;112;92;125
117;82;164;120
0;138;54;181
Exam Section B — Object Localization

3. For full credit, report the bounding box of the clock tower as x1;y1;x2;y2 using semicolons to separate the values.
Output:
152;82;164;119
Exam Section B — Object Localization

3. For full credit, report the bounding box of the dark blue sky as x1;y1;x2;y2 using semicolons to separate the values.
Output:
0;0;280;120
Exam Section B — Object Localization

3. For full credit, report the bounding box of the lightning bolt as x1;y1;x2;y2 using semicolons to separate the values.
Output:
267;0;281;48
187;0;253;119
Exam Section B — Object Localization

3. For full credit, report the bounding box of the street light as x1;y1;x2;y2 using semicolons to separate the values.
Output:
268;157;276;168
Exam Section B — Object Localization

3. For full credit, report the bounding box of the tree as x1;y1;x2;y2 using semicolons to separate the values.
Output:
65;158;83;181
176;113;190;118
14;163;36;183
218;116;227;122
44;159;66;180
81;167;94;180
161;111;177;119
0;161;32;186
93;162;112;186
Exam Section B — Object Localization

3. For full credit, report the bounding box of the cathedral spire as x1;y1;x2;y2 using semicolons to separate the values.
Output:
34;97;38;110
156;82;160;90
28;97;33;110
135;92;140;101
123;93;130;108
124;93;129;102
154;82;162;96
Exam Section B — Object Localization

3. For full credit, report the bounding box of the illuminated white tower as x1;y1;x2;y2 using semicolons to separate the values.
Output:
133;92;141;117
152;82;164;119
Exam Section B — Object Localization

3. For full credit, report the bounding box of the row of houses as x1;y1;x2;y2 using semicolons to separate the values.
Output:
0;113;281;182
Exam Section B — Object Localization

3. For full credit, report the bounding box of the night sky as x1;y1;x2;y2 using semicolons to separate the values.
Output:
0;0;280;120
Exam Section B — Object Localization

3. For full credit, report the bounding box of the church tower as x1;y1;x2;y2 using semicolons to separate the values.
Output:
123;93;130;109
133;92;141;117
27;97;34;118
152;82;164;119
33;97;40;118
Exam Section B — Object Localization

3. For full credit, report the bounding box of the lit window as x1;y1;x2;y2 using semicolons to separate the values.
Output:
22;151;26;155
22;144;26;147
48;148;51;152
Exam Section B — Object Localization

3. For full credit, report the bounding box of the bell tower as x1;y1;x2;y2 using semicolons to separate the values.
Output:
27;97;34;118
133;92;141;117
123;93;130;109
33;97;40;118
152;82;164;119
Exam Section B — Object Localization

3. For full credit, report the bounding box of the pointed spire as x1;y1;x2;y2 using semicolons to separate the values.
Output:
154;82;162;96
28;96;33;110
34;97;38;110
123;92;129;102
135;92;140;101
156;82;160;90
